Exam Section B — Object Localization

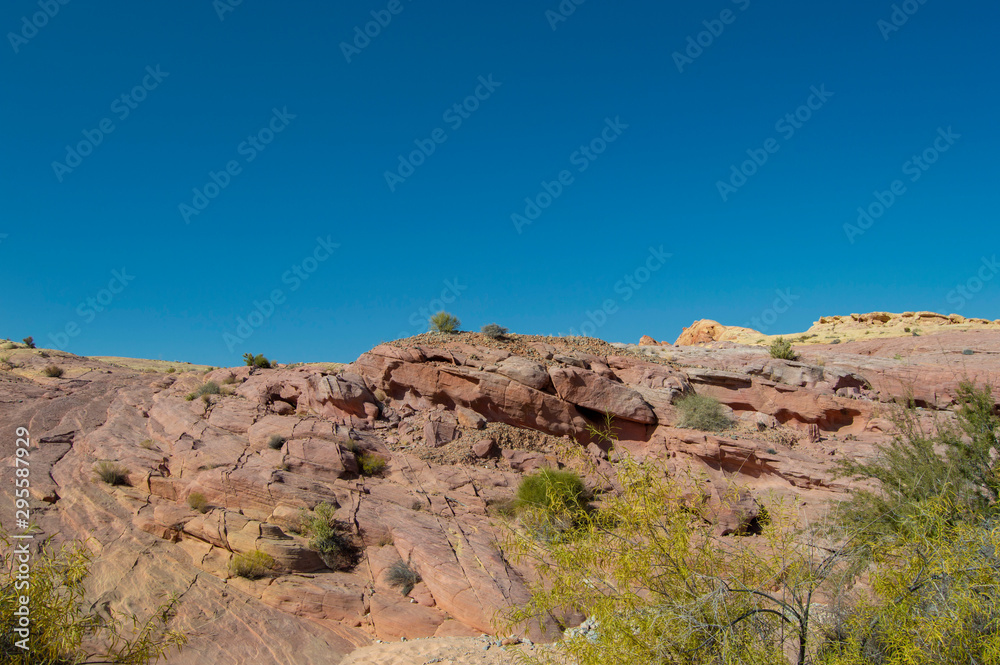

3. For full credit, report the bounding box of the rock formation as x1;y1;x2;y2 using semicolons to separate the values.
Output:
1;320;998;663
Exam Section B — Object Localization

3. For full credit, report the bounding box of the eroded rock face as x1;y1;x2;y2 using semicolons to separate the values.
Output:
3;327;998;664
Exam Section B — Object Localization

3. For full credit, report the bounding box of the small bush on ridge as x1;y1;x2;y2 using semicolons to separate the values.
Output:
769;336;797;360
481;323;509;339
429;311;460;333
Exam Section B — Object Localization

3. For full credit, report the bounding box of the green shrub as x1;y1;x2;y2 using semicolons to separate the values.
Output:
267;434;286;450
357;452;387;476
229;550;274;580
769;336;797;360
41;365;64;378
186;381;220;400
515;469;588;515
0;526;187;663
187;492;209;513
675;393;732;431
385;559;421;595
481;323;509;339
22;336;35;349
835;380;1000;540
301;502;357;570
94;462;130;486
429;311;460;333
166;367;176;373
242;353;272;369
962;349;975;355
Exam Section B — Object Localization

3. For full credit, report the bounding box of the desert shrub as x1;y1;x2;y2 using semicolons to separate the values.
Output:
1;341;16;349
229;550;274;580
830;338;841;344
0;526;186;663
373;388;388;402
243;352;272;368
429;311;460;333
481;323;509;339
186;381;220;400
301;502;358;570
504;458;1000;665
769;336;797;360
41;364;64;378
139;439;155;449
267;434;286;450
515;469;588;517
963;349;975;355
385;559;421;596
835;380;1000;542
93;461;130;486
0;355;12;368
166;367;176;373
22;336;35;349
357;451;387;476
187;492;209;513
675;393;732;431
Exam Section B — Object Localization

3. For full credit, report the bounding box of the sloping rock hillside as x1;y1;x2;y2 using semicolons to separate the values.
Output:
1;325;998;663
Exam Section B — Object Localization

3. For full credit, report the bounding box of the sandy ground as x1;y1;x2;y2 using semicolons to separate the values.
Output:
339;636;543;665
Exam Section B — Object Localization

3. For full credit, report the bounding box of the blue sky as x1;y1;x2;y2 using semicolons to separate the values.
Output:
2;0;997;365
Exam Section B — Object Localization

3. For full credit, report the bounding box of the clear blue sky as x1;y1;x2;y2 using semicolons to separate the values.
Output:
2;0;997;365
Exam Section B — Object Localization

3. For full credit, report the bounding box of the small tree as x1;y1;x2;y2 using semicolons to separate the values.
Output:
242;353;272;369
429;311;460;333
481;323;509;339
769;336;797;360
0;528;186;663
21;336;35;349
